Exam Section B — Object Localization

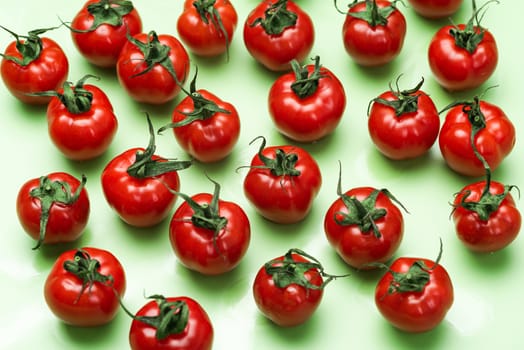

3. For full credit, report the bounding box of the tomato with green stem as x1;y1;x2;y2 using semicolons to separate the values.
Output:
16;172;89;250
407;0;463;19
44;248;126;327
0;26;69;104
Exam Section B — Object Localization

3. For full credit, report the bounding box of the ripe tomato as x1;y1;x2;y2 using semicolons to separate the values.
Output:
374;246;454;332
407;0;463;18
367;77;440;160
324;172;406;269
1;26;69;105
241;136;322;224
101;115;192;227
16;172;89;250
428;2;498;91
177;0;238;57
158;72;240;163
169;178;250;275
452;178;521;252
124;295;214;350
44;248;126;327
116;31;190;104
268;56;346;142
243;0;315;71
341;0;407;66
43;75;118;160
253;248;347;327
438;97;515;177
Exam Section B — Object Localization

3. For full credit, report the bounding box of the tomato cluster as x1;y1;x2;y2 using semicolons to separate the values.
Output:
2;0;521;348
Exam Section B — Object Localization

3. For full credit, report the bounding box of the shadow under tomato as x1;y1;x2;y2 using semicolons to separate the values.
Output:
461;246;514;272
59;312;122;345
378;317;453;350
113;216;169;246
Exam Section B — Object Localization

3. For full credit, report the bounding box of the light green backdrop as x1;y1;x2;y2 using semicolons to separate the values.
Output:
1;0;522;349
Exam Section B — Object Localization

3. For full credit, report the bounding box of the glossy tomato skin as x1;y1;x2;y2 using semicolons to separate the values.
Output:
171;89;240;162
116;32;190;104
342;1;407;66
252;253;324;327
129;296;213;350
44;247;126;327
169;193;250;275
368;89;440;160
438;101;515;177
101;148;181;227
47;84;118;160
375;257;454;333
453;180;521;252
243;0;315;71
243;144;322;224
428;24;498;91
16;172;90;246
268;63;346;142
71;0;143;67
324;187;404;269
407;0;463;19
177;0;238;57
1;37;69;105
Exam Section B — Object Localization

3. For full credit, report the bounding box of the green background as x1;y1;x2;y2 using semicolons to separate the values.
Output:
1;0;522;349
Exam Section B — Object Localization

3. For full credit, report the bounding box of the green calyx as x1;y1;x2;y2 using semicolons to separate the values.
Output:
250;0;297;35
449;0;498;54
369;76;425;117
30;174;87;250
127;114;192;179
250;136;301;177
0;25;60;66
63;250;114;302
157;68;230;133
290;56;327;99
192;0;231;59
346;0;399;27
121;294;189;340
85;0;134;30
265;248;349;290
455;181;518;221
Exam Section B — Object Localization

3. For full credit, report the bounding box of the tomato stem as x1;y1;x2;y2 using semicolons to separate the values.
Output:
62;0;135;33
246;136;301;177
192;0;232;60
369;76;425;117
250;0;297;35
290;56;326;99
0;25;61;66
344;0;400;27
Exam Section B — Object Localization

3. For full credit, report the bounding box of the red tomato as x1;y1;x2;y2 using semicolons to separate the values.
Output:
341;0;407;66
438;97;515;177
70;0;142;67
177;0;238;57
16;172;90;250
452;179;521;252
428;2;498;91
126;295;213;350
169;178;250;275
374;250;454;332
367;77;440;160
44;248;126;327
253;248;345;327
1;26;69;104
116;31;190;104
101;116;192;227
407;0;463;18
268;56;346;142
243;0;315;71
241;136;322;224
158;74;240;163
324;183;405;269
45;75;118;160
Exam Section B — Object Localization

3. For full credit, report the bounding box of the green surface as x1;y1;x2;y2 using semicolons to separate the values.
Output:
1;0;522;349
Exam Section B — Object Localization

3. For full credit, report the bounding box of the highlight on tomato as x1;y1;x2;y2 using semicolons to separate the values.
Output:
121;294;214;350
268;55;346;142
44;248;126;327
0;25;69;104
239;136;322;224
428;0;498;91
168;176;251;275
101;114;192;227
68;0;143;67
407;0;463;19
16;172;90;250
177;0;238;58
374;241;454;333
243;0;315;71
